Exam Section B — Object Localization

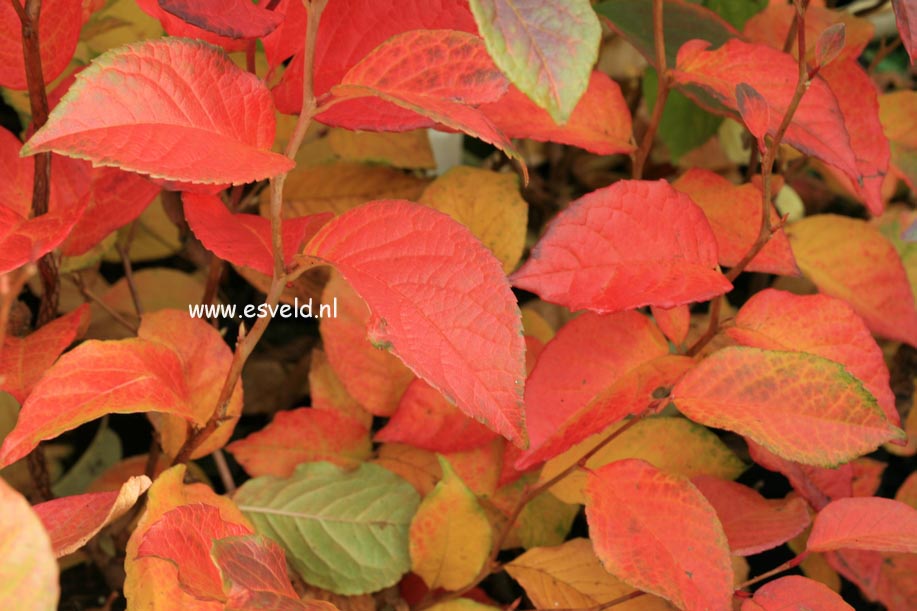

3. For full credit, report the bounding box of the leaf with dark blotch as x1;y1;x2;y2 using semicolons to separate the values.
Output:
159;0;283;39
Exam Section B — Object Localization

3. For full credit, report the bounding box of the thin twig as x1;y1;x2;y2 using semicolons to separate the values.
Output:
116;223;144;317
212;448;236;494
632;0;668;179
735;551;808;591
71;275;140;334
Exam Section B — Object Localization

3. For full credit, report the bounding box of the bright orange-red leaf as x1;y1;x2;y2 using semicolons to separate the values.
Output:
0;339;191;467
672;347;904;466
728;289;899;428
788;214;917;346
672;39;861;187
184;192;332;277
34;475;151;557
479;71;634;155
303;200;527;446
22;39;294;185
329;31;516;158
320;271;415;417
0;0;81;89
741;575;853;611
137;310;243;459
159;0;282;38
651;305;690;346
692;475;811;556
227;407;371;477
376;379;498;453
893;0;916;64
511;180;731;313
0;304;89;403
672;169;798;275
817;59;889;215
808;497;917;553
585;459;734;610
137;503;253;601
0;477;58;610
519;311;669;453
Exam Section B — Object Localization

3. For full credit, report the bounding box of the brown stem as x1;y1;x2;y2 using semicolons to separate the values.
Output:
547;592;647;611
171;0;329;466
632;0;667;180
687;0;810;357
116;224;144;317
735;551;808;591
212;448;236;494
71;275;139;334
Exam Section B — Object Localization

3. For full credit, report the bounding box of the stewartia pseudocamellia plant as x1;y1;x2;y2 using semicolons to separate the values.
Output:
1;0;916;609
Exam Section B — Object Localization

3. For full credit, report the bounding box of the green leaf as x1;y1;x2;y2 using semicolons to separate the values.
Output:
51;424;122;497
643;68;723;161
470;0;601;124
234;462;420;595
692;0;766;30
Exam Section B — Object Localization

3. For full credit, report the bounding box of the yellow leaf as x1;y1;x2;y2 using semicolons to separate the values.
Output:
505;538;672;609
521;307;555;344
124;465;250;611
82;0;163;56
419;167;528;273
428;600;501;611
540;417;745;504
409;456;492;591
328;128;436;169
103;195;181;263
373;443;441;497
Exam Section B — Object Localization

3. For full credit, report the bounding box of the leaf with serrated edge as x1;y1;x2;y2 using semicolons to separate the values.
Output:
511;180;731;313
585;459;733;610
672;347;905;467
740;575;854;611
505;538;671;610
35;475;151;558
0;477;58;610
808;497;917;553
235;462;419;595
21;39;293;185
410;456;492;590
303;200;527;446
470;0;600;124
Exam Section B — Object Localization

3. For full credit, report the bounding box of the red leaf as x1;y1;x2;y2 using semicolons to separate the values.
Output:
226;407;371;477
183;192;332;277
651;305;690;346
585;459;733;610
808;497;917;553
135;0;248;51
60;165;161;256
520;311;668;450
692;475;811;556
329;30;517;158
817;59;889;215
788;215;917;346
672;39;862;188
736;82;770;145
741;575;854;611
816;23;847;68
892;0;917;64
137;503;252;601
671;169;798;276
34;476;151;557
272;0;477;118
0;338;193;467
22;39;294;185
479;71;635;155
0;304;90;403
824;548;915;610
728;289;899;428
0;0;81;89
671;347;904;466
511;180;732;313
0;127;32;217
376;379;498;453
210;535;306;608
748;440;854;511
302;200;527;446
159;0;283;39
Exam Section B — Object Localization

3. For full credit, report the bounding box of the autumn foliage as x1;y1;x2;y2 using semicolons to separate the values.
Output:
2;0;917;610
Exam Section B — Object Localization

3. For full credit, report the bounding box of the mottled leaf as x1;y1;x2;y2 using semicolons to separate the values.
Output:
159;0;283;38
808;497;917;553
741;575;853;611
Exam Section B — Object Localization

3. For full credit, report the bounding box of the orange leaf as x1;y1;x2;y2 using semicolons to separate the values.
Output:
0;477;58;610
808;497;917;553
879;91;917;192
788;214;917;346
672;169;798;275
511;180;732;313
585;459;734;610
671;347;904;466
227;407;371;477
728;289;899;428
0;304;89;404
34;475;151;557
740;575;853;611
651;305;690;346
692;475;811;556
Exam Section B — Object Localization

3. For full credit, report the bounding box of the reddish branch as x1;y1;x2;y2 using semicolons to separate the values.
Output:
687;0;810;357
172;0;330;466
632;0;668;179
